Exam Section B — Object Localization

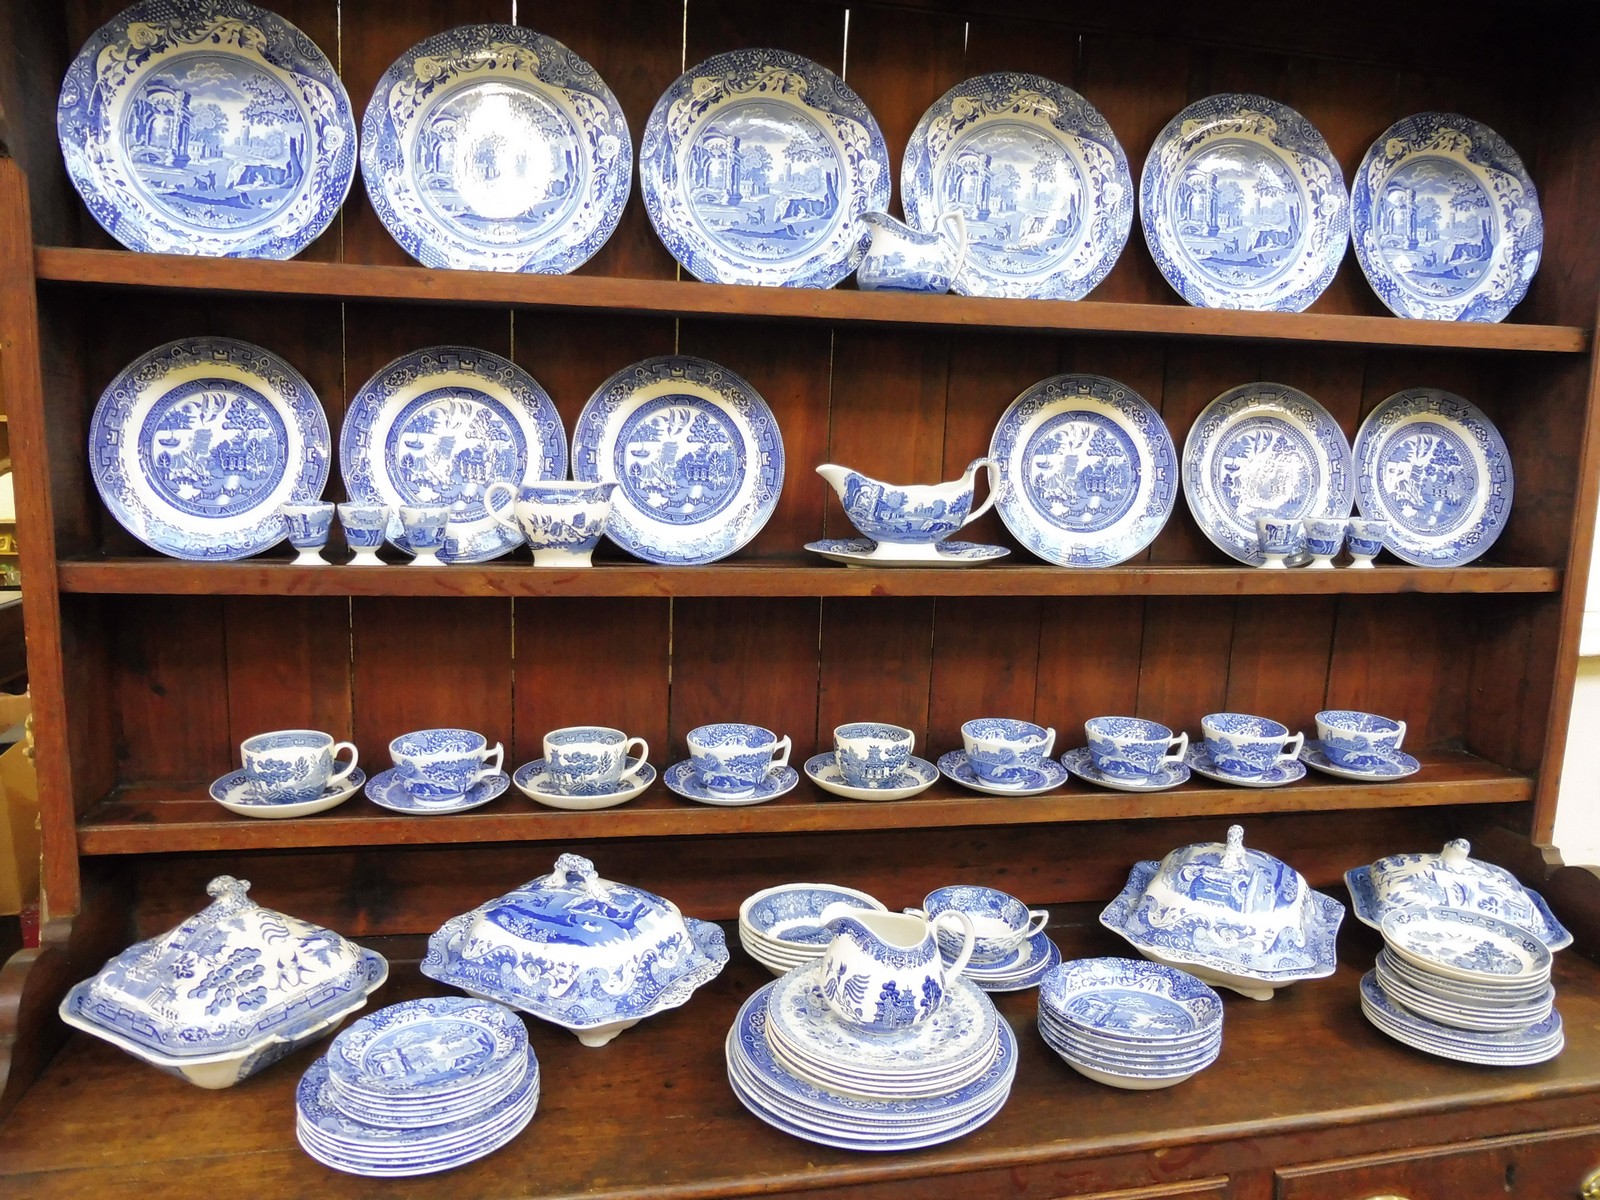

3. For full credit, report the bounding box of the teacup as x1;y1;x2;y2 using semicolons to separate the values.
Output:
921;885;1048;965
399;505;449;566
1304;518;1345;569
961;718;1055;786
241;729;358;803
1347;517;1388;568
1084;716;1187;780
687;723;791;797
281;502;333;566
1315;709;1406;770
543;725;650;796
1201;712;1304;779
390;728;504;800
338;502;389;567
833;722;915;789
484;481;617;568
1255;517;1301;569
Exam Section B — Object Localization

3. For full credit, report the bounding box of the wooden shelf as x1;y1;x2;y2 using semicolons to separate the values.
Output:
55;557;1563;599
34;247;1590;354
76;751;1527;855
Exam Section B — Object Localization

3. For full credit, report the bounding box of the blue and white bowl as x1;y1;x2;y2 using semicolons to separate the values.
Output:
739;883;887;976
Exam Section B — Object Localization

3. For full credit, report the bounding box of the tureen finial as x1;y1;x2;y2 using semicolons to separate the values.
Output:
548;854;608;901
206;875;251;906
1222;825;1246;869
1441;839;1471;867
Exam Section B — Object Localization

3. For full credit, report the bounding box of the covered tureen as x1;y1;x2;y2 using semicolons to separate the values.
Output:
422;854;728;1046
1346;839;1572;951
59;876;388;1087
1100;825;1345;1000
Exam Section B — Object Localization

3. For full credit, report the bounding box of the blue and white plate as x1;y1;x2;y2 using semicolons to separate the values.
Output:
1060;746;1189;793
803;753;938;801
365;768;509;814
640;50;889;288
957;930;1062;993
1359;972;1562;1066
209;766;364;820
326;996;528;1105
804;538;1009;567
1182;382;1354;565
361;25;631;273
1380;907;1551;986
1183;743;1305;788
1299;740;1419;781
59;0;355;258
574;356;783;564
1351;114;1541;323
990;374;1177;567
1376;947;1551;1006
1141;93;1348;311
664;760;797;806
1352;388;1511;568
90;337;331;560
902;73;1131;299
938;750;1068;796
511;757;654;811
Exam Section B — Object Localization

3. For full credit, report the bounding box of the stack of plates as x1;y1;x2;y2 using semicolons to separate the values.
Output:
1361;907;1562;1067
738;883;886;976
297;997;539;1177
1037;958;1224;1090
726;966;1016;1151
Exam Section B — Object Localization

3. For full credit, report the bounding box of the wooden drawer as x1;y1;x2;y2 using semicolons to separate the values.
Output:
1277;1125;1600;1200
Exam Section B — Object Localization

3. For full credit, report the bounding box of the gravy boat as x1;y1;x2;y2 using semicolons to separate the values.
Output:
816;459;998;561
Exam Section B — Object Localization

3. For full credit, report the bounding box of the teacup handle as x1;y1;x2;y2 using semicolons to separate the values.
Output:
1040;725;1057;757
1023;908;1050;940
1392;720;1408;750
618;737;650;785
476;742;505;784
932;910;976;979
768;735;792;776
483;481;519;530
1278;732;1305;763
328;741;359;789
959;457;999;528
1161;731;1189;767
938;209;968;264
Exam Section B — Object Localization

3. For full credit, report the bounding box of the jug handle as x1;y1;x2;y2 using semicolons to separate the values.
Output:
937;209;968;262
960;458;1000;528
483;481;519;530
931;910;976;978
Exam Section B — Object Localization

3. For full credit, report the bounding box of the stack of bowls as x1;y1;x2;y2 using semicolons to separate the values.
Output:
738;883;886;976
1361;906;1562;1066
296;997;539;1177
1037;957;1224;1090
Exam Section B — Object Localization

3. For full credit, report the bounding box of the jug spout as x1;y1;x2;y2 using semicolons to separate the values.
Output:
815;462;859;503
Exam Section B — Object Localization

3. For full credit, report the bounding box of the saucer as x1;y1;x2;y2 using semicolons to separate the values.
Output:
209;768;365;820
803;753;939;801
511;757;656;811
1184;745;1306;788
365;769;510;814
937;751;1068;796
1299;740;1420;781
664;761;799;807
804;539;1010;567
1059;747;1189;793
958;931;1062;993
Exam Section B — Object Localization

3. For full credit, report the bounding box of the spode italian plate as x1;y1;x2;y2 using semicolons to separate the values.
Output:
361;25;631;273
938;750;1068;796
366;769;509;814
1141;94;1348;311
1060;746;1190;793
1299;741;1419;781
640;49;889;287
1351;113;1542;322
902;72;1132;299
573;356;783;564
665;760;799;805
341;346;567;562
1352;388;1511;567
210;766;365;819
1184;743;1306;787
512;757;655;811
89;337;331;560
59;0;355;258
989;373;1177;566
1183;382;1354;564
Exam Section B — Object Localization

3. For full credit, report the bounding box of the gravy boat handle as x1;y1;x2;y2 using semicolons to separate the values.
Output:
959;457;1000;528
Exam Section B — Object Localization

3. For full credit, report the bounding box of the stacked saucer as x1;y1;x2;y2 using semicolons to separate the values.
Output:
952;931;1062;992
1037;958;1224;1090
726;966;1016;1150
1360;907;1562;1067
738;883;886;976
297;997;539;1177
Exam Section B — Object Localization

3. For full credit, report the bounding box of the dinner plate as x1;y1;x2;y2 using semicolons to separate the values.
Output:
1141;93;1348;311
1351;113;1542;322
340;346;567;562
573;356;783;564
640;49;889;287
1352;388;1511;567
990;373;1178;566
89;337;331;560
361;24;631;273
902;72;1131;299
1182;382;1354;564
59;0;354;258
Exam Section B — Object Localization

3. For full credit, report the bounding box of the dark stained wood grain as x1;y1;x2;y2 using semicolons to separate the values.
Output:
815;598;935;748
221;597;354;755
109;596;232;784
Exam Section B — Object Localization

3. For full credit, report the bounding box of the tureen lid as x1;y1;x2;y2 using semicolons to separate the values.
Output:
1346;839;1572;950
61;876;387;1058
